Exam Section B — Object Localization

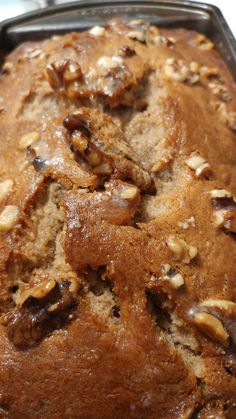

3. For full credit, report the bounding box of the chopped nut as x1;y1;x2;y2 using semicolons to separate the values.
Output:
126;19;148;43
71;131;88;152
200;65;219;78
208;81;231;102
150;150;171;174
0;179;13;203
214;209;236;232
210;189;236;232
89;26;105;36
45;59;83;95
196;34;214;50
185;153;211;178
189;61;200;73
26;48;45;60
2;61;13;74
162;264;184;289
153;35;176;48
226;110;236;131
45;63;62;88
63;61;82;82
0;205;19;232
193;312;229;344
177;216;196;230
68;278;80;298
126;30;145;42
210;189;233;199
129;19;145;26
202;299;236;316
211;100;236;131
194;312;229;343
166;236;198;263
5;279;78;347
150;160;166;173
164;58;199;84
19;131;40;150
15;279;56;307
120;185;139;200
97;56;124;69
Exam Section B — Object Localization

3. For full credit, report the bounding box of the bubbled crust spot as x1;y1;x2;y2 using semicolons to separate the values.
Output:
0;18;235;419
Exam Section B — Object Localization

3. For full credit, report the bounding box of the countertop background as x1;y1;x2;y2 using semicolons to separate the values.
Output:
0;0;235;38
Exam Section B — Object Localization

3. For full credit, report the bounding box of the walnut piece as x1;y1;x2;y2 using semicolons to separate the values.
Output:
152;35;176;48
2;61;13;74
45;59;83;98
89;26;105;36
193;312;229;344
210;189;236;233
25;47;45;60
0;179;13;204
4;279;80;348
214;209;236;233
126;30;145;42
120;185;139;200
125;19;149;43
185;153;211;178
193;299;236;346
208;81;231;102
68;278;80;298
162;264;184;289
177;216;196;230
202;299;236;316
15;279;57;307
164;58;199;84
97;56;124;69
195;34;214;50
210;189;233;199
0;205;19;232
212;101;236;131
19;131;40;150
166;236;198;263
200;65;219;78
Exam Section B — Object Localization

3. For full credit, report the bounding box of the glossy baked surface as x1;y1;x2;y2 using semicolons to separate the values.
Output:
0;19;236;418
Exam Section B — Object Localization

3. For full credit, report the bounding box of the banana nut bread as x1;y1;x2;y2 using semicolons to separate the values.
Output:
0;18;236;419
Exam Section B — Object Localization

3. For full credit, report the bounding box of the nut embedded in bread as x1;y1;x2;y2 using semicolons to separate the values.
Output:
0;17;236;419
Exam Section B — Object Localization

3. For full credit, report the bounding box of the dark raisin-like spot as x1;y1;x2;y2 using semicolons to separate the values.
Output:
112;304;120;318
120;45;136;57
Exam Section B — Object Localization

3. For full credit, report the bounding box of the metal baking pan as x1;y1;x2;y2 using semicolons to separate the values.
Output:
0;0;235;79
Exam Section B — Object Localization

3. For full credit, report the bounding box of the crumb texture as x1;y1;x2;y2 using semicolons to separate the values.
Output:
0;18;236;419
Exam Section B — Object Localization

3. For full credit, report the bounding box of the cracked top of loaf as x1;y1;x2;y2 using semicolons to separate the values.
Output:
0;18;236;419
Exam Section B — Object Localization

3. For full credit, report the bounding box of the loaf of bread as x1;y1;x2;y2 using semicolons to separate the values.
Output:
0;18;236;418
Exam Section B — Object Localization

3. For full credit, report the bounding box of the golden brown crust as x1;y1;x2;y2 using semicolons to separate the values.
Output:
0;18;236;418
